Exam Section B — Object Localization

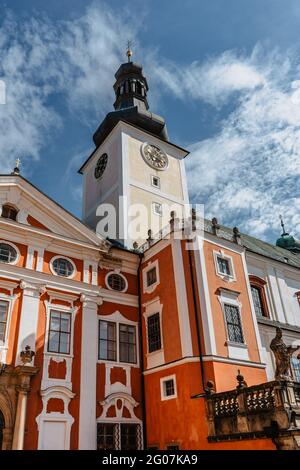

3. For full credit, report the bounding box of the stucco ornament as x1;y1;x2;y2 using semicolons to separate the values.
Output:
20;345;35;365
270;327;300;380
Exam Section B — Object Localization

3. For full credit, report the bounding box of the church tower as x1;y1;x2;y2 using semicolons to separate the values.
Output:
79;47;189;248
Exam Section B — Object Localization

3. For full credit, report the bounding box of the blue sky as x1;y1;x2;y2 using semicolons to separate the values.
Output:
1;0;300;242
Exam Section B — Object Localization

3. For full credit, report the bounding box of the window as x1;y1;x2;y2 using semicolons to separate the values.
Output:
291;357;300;382
153;202;162;216
97;423;116;450
48;310;71;354
217;256;231;276
249;276;269;318
251;286;264;317
99;320;116;361
97;423;142;450
1;204;18;221
121;424;140;450
119;323;136;363
224;304;244;344
160;375;177;400
0;300;8;342
52;257;75;277
147;313;162;353
164;379;175;397
106;273;127;292
146;267;157;287
167;445;180;450
151;175;160;188
0;243;18;264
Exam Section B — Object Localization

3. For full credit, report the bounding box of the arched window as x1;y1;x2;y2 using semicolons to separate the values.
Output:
136;81;142;95
1;204;18;221
0;410;4;450
249;275;269;318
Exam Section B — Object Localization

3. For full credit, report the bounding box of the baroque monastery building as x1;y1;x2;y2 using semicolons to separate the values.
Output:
0;52;300;451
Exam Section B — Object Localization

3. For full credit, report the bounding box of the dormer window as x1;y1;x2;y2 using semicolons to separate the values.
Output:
1;204;18;221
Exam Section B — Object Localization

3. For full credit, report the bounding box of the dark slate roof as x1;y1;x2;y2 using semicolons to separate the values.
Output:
203;219;300;269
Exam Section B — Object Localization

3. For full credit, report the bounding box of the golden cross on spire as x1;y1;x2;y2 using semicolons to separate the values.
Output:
126;40;133;62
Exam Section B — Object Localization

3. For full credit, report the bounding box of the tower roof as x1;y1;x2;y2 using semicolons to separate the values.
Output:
93;52;168;148
275;216;300;253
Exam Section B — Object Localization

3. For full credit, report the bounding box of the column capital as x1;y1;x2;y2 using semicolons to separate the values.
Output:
20;280;46;297
80;293;103;308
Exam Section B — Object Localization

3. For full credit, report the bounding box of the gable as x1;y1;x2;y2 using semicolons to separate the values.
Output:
0;175;109;249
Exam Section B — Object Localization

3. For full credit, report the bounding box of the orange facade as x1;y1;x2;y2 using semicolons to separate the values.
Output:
0;177;276;451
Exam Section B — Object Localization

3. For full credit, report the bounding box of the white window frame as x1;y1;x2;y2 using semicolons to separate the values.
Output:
143;298;164;369
213;250;236;282
217;288;249;361
160;374;177;401
0;240;20;266
43;302;77;359
50;255;77;279
151;175;160;189
0;281;18;363
105;270;128;293
142;259;160;294
98;311;139;368
152;202;163;217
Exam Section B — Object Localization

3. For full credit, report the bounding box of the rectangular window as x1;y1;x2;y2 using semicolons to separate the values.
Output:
251;285;265;317
99;320;117;361
291;357;300;382
121;424;140;450
151;175;160;188
217;256;231;276
147;267;157;287
119;323;137;364
164;379;175;397
48;310;71;354
97;423;117;450
224;304;244;344
153;202;162;216
97;423;141;450
147;313;162;353
0;300;9;343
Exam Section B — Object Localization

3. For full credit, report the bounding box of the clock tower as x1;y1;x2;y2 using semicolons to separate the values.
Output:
79;50;189;248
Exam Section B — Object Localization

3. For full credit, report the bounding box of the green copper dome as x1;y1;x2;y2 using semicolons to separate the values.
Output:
276;232;296;249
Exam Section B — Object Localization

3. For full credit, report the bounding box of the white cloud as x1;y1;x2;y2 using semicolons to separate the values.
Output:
0;5;299;244
0;4;136;172
154;45;300;242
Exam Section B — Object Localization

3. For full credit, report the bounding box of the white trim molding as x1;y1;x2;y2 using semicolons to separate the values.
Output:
36;386;75;450
142;259;160;294
143;297;164;369
217;288;249;361
50;255;77;279
213;249;236;283
0;240;21;266
105;270;128;293
160;374;177;401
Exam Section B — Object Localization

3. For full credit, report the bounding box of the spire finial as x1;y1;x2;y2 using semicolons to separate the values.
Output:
279;214;287;235
11;158;21;175
126;40;133;63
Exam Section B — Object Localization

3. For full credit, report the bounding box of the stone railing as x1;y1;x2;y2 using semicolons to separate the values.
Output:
205;380;300;449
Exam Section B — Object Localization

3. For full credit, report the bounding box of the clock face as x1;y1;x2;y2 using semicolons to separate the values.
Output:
94;153;108;179
141;143;168;171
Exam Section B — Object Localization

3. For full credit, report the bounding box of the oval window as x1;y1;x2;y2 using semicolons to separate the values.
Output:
106;273;126;292
0;243;18;263
52;257;75;277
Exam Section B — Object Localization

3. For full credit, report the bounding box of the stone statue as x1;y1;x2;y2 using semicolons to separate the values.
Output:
270;327;300;380
20;345;35;365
